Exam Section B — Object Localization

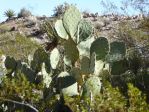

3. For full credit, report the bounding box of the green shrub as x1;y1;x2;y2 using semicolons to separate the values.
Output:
0;72;44;111
128;83;149;112
92;82;127;112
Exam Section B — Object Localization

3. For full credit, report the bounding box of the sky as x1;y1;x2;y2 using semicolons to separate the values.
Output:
0;0;145;22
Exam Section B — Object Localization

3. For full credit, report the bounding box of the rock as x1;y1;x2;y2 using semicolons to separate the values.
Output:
10;26;17;31
94;21;106;28
26;16;37;21
83;11;90;18
132;15;138;19
25;21;36;28
102;26;112;30
110;16;118;21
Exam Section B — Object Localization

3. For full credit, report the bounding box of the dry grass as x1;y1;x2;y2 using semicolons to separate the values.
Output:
0;32;39;61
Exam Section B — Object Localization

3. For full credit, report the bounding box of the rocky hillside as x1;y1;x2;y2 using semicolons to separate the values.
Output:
0;16;48;44
85;13;145;36
0;13;148;58
0;14;146;40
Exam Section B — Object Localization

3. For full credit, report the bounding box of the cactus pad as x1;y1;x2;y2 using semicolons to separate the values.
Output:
94;60;105;76
111;59;128;75
57;71;79;96
80;56;90;75
82;76;101;98
107;41;126;62
55;20;68;40
63;38;79;66
31;48;50;73
5;56;17;74
90;37;109;61
63;5;81;40
41;63;52;88
70;67;83;85
78;19;93;42
77;36;95;57
50;48;60;69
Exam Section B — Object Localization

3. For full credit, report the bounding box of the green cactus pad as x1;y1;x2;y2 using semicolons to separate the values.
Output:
82;76;101;98
111;59;128;75
63;38;79;66
31;48;50;73
55;20;68;40
70;67;83;85
41;63;52;88
94;60;105;76
107;41;126;62
90;52;96;74
50;48;60;69
5;56;17;74
90;37;109;61
110;41;126;55
20;62;36;83
77;36;95;57
63;5;81;41
78;19;93;42
80;56;90;75
57;71;79;96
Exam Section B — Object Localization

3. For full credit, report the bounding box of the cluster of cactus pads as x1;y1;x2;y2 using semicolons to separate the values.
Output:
0;5;128;101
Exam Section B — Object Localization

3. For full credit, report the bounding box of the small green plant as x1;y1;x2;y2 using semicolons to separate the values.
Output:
4;9;15;19
93;82;127;112
128;83;149;112
0;72;44;111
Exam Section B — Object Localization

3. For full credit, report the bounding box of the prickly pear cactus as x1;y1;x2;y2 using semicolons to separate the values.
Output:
57;71;79;96
78;19;93;42
31;48;50;73
82;76;101;98
89;52;96;74
106;41;126;62
111;59;128;75
70;67;83;85
80;56;90;75
55;20;68;40
5;56;17;74
63;38;79;66
50;48;60;69
18;61;36;82
110;41;126;56
40;63;52;88
90;37;109;61
63;5;81;42
77;36;95;57
94;60;105;76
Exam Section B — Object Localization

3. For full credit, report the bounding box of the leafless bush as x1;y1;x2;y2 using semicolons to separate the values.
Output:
18;8;32;18
53;2;72;17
